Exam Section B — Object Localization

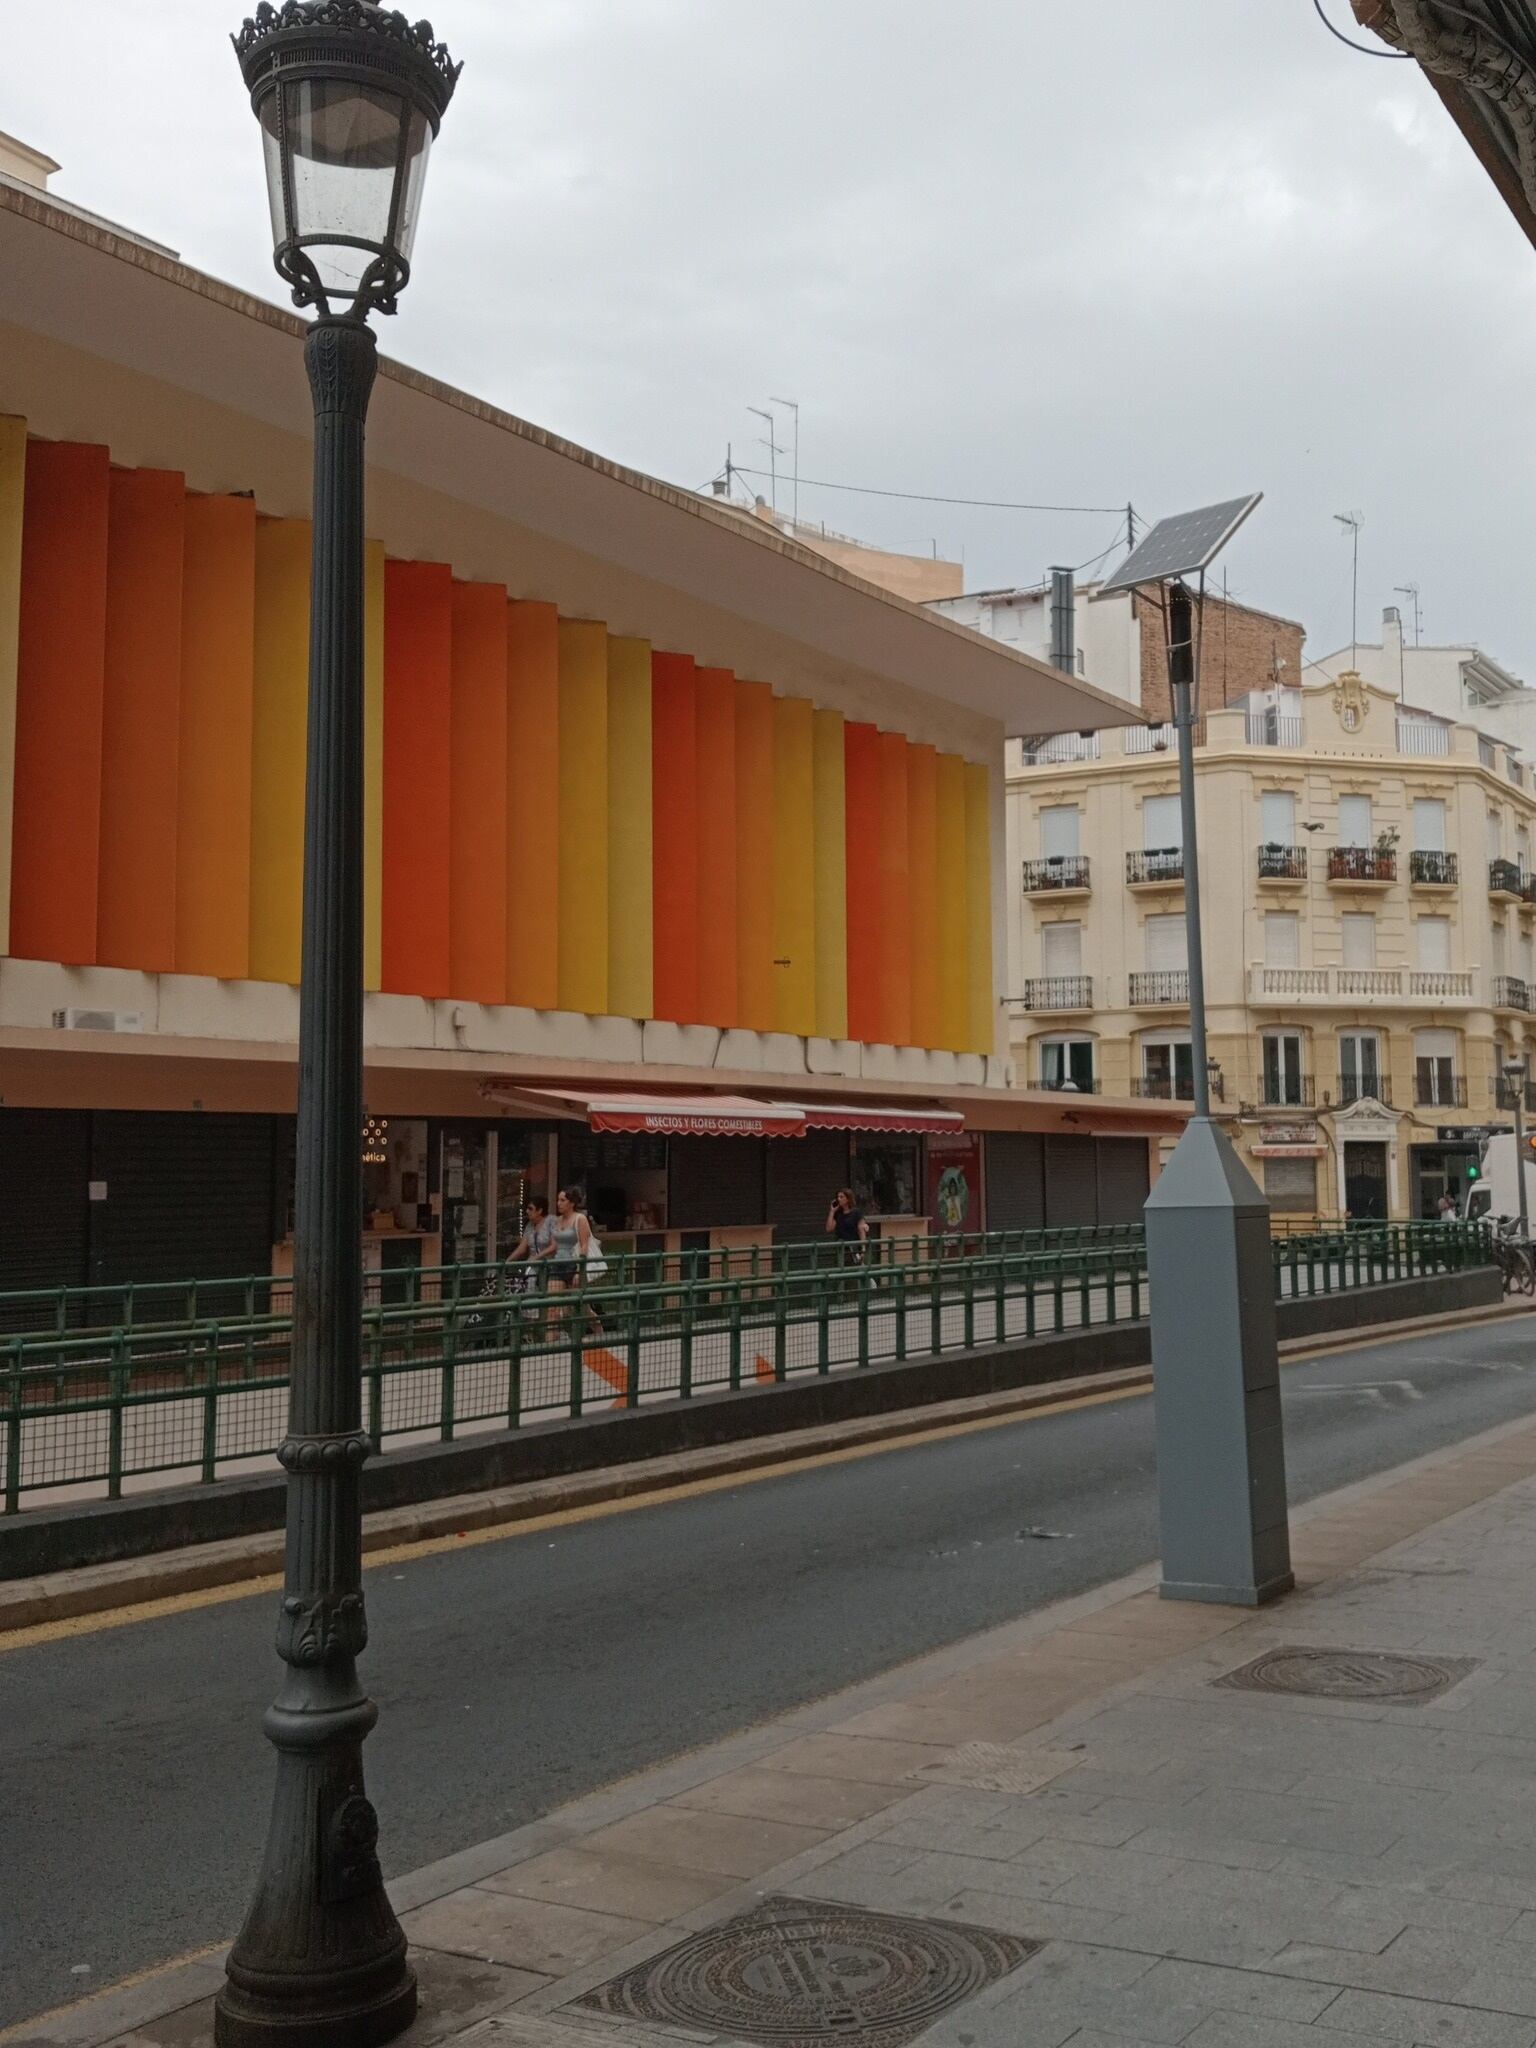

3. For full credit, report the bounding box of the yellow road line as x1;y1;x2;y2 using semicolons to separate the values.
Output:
3;1304;1520;1657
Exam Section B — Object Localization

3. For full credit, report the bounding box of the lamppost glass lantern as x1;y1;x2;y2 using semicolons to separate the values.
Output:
234;1;460;320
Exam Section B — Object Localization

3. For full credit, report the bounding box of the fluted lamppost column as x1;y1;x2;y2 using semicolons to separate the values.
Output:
217;8;459;2045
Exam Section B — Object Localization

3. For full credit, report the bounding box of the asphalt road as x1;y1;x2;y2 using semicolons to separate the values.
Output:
5;1313;1535;2028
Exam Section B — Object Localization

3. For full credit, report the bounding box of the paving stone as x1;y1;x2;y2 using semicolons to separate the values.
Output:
1266;1926;1485;2002
754;1731;954;1784
1314;1984;1536;2044
571;1803;830;1878
668;1764;905;1831
1136;1958;1343;2022
401;1888;656;1978
1183;2015;1383;2047
476;1846;734;1924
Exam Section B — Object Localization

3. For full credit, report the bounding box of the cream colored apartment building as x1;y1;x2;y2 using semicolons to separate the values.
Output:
1008;673;1536;1221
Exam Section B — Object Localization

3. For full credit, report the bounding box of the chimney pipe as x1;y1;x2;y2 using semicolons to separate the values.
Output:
1049;567;1076;676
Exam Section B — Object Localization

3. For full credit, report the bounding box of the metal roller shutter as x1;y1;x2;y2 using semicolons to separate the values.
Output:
1095;1138;1150;1224
767;1130;850;1241
92;1113;277;1304
985;1133;1046;1231
668;1137;767;1231
0;1110;90;1318
1044;1134;1099;1226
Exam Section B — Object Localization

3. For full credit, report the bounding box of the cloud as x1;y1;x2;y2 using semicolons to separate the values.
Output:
9;0;1536;677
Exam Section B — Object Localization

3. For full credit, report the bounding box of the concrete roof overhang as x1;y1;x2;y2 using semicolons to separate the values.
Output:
1352;1;1536;249
0;182;1136;743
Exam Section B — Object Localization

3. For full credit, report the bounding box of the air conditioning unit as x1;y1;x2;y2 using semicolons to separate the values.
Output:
52;1008;145;1034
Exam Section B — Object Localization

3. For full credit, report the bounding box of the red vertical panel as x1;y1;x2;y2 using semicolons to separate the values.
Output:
735;678;776;1031
506;600;560;1010
382;558;452;996
651;650;699;1023
98;467;185;971
449;580;509;1004
878;731;912;1047
695;665;738;1027
10;441;111;965
844;720;882;1044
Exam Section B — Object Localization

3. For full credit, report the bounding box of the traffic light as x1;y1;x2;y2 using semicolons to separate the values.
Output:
1468;1161;1482;1181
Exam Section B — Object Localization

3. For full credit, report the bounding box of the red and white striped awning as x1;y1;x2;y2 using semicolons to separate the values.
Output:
482;1085;963;1139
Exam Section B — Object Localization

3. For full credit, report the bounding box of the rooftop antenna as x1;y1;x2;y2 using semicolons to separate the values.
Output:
748;406;784;513
1334;510;1364;669
1394;581;1422;647
769;396;800;526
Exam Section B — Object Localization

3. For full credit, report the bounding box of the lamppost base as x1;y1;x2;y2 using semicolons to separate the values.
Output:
214;1963;416;2048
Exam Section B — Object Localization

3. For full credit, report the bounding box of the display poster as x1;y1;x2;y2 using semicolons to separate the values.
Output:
927;1130;983;1241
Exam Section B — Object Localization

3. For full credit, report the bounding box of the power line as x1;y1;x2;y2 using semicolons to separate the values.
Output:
1311;0;1411;56
729;464;1124;516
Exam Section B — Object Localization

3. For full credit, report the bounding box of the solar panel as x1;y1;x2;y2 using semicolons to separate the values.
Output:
1098;493;1262;594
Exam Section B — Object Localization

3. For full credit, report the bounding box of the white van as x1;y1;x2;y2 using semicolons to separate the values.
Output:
1465;1132;1536;1225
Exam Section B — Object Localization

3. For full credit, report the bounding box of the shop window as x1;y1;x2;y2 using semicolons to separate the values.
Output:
852;1140;919;1218
557;1130;668;1234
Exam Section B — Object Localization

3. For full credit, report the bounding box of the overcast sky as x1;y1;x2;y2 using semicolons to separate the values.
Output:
13;2;1536;679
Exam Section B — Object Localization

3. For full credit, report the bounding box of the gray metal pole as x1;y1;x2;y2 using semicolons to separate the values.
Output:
1515;1081;1530;1237
1167;586;1209;1115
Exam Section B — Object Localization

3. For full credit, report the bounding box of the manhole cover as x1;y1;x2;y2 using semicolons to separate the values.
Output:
574;1893;1038;2048
1218;1645;1477;1706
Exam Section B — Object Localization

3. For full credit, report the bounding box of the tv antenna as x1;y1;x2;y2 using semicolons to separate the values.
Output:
1334;511;1364;669
747;407;785;513
769;397;800;526
1394;581;1422;647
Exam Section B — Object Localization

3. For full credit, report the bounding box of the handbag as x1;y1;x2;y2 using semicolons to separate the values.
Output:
582;1229;609;1282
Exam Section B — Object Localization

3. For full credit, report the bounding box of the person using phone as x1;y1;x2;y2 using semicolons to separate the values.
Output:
826;1186;870;1263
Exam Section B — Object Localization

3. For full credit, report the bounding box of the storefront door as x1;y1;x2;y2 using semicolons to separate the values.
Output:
1411;1145;1478;1220
1344;1141;1389;1221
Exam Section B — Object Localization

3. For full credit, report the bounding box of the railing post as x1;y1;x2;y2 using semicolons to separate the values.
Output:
1053;1261;1065;1334
4;1353;20;1514
366;1313;383;1452
962;1259;975;1351
774;1275;788;1383
818;1277;832;1374
568;1297;585;1419
728;1286;743;1392
858;1267;872;1366
894;1265;908;1361
109;1332;129;1500
507;1309;523;1430
198;1325;221;1486
680;1282;695;1400
442;1311;460;1440
626;1292;642;1410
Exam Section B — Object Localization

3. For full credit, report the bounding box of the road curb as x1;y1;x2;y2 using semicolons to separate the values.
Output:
2;1296;1523;1638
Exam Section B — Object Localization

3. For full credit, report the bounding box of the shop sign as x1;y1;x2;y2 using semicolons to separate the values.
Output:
1259;1121;1318;1148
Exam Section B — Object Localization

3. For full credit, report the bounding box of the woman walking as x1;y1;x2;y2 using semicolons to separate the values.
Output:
548;1185;605;1337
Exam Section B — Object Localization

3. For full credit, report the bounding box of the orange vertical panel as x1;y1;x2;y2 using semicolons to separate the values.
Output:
694;666;738;1027
735;678;775;1032
10;441;110;964
177;495;256;980
505;600;560;1010
651;651;699;1024
878;731;912;1047
382;558;452;997
98;467;185;971
449;580;509;1004
907;743;939;1051
843;721;882;1044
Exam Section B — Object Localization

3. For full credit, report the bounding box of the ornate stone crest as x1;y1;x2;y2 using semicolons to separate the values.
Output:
1331;670;1370;733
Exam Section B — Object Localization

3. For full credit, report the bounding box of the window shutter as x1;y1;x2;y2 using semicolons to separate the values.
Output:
1040;806;1079;859
1341;913;1376;970
1144;914;1186;972
1339;795;1372;846
1417;917;1451;972
1041;922;1081;976
1264;912;1299;968
1142;794;1181;850
1261;791;1295;843
1412;798;1445;853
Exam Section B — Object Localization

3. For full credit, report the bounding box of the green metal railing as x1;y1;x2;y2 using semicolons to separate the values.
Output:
0;1221;1487;1512
0;1223;1145;1339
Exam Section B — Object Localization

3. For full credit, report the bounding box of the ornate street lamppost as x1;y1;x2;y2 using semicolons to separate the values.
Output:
1504;1056;1531;1238
218;8;459;2045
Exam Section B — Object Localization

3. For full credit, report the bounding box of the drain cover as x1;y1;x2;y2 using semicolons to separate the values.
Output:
1218;1645;1477;1706
574;1893;1037;2047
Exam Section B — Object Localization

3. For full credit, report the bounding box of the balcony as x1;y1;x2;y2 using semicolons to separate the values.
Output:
1126;848;1184;888
1493;1076;1536;1114
1259;1076;1316;1108
1021;855;1091;896
1494;976;1530;1013
1396;719;1450;757
1490;858;1525;901
1409;850;1458;888
1128;970;1189;1007
1247;965;1475;1006
1328;846;1396;887
1038;1076;1102;1094
1132;1075;1196;1101
1015;976;1094;1013
1416;1073;1469;1109
1021;732;1099;767
1257;844;1308;884
1245;713;1303;748
1336;1074;1392;1108
1124;723;1176;755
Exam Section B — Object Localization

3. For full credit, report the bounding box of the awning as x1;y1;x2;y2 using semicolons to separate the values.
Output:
794;1103;964;1135
481;1084;964;1139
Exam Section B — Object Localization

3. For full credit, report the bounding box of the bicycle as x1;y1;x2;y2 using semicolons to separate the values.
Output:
1491;1216;1536;1297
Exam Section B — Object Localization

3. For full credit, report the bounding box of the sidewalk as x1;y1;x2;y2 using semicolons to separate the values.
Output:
25;1404;1536;2048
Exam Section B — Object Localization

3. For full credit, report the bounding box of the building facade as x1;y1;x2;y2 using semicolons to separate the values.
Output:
0;172;1184;1297
1008;672;1536;1221
1307;604;1536;759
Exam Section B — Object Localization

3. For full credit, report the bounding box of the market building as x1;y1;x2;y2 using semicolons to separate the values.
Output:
0;167;1179;1297
1008;670;1536;1221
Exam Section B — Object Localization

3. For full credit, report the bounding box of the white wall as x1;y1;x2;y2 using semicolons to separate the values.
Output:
930;586;1140;709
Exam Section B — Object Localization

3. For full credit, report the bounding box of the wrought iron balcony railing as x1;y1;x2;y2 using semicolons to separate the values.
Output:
1409;850;1458;886
1021;855;1090;893
1257;844;1308;881
1015;976;1093;1012
1493;1076;1536;1113
1336;1074;1391;1108
1132;1074;1196;1100
1259;1075;1315;1108
1493;976;1530;1013
1490;858;1525;897
1328;846;1396;883
1038;1075;1102;1094
1415;1073;1468;1108
1128;971;1189;1005
1126;848;1184;886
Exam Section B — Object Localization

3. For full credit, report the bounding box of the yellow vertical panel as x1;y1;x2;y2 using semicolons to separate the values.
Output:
0;417;24;958
811;708;847;1041
249;519;311;985
963;760;993;1057
558;618;608;1015
773;695;817;1037
936;754;969;1053
363;538;385;991
607;634;652;1019
907;744;940;1051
